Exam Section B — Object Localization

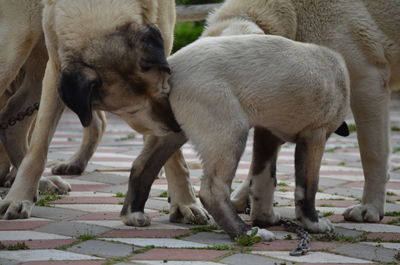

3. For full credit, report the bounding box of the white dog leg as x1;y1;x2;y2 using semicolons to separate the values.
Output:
231;178;251;213
164;150;209;225
52;110;107;175
343;66;391;222
250;128;283;226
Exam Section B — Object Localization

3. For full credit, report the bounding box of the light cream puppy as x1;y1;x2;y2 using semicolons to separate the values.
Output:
0;0;208;226
205;0;400;224
124;34;350;239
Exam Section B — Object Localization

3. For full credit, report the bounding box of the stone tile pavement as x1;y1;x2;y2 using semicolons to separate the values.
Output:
0;95;400;265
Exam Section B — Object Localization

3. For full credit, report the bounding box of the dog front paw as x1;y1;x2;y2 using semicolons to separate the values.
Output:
121;211;151;227
301;217;334;233
169;202;210;225
343;203;383;222
52;162;85;175
39;176;71;195
0;199;32;219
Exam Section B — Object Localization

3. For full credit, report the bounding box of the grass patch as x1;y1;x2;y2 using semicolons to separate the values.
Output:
159;209;170;214
133;245;155;254
385;212;400;217
319;204;334;207
116;134;136;141
78;234;96;241
159;191;168;198
0;242;29;250
348;124;357;133
114;192;126;198
338;162;346;166
386;191;397;196
35;193;62;207
391;126;400;132
277;182;288;186
387;218;400;225
393;147;400;153
284;234;293;240
234;228;262;246
321;211;334;217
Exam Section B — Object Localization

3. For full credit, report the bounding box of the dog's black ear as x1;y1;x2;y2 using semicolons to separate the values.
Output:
58;71;97;127
335;121;350;137
136;24;171;74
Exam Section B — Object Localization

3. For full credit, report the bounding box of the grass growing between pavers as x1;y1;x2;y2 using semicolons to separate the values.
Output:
234;228;262;246
115;134;136;141
114;192;126;198
159;191;168;198
35;193;62;207
321;211;334;217
56;233;98;251
385;212;400;216
0;242;29;250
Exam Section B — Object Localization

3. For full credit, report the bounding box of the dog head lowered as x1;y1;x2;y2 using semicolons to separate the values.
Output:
58;23;181;136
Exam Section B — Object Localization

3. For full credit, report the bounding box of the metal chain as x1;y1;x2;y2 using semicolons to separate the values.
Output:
246;205;311;256
0;103;40;130
279;218;310;256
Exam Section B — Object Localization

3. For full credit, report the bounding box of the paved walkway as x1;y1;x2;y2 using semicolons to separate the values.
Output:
0;95;400;265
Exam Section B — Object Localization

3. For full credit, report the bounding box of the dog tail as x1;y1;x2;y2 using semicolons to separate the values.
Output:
334;121;350;137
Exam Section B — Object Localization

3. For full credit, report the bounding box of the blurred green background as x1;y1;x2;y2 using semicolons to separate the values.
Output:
174;0;223;52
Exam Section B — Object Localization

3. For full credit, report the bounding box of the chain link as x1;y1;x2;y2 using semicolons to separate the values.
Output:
279;218;310;256
0;103;39;130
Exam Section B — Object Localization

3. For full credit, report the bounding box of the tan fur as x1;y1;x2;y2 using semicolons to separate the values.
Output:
127;34;349;238
0;0;208;225
210;0;400;223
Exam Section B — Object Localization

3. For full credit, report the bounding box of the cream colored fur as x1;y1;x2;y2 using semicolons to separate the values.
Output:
0;0;208;225
208;0;400;223
132;34;350;238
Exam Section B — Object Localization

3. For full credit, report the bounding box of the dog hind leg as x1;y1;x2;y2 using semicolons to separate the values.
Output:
51;110;107;175
250;127;284;226
295;128;333;233
197;126;274;241
164;150;209;225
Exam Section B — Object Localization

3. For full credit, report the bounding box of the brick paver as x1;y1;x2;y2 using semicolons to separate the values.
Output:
0;94;400;264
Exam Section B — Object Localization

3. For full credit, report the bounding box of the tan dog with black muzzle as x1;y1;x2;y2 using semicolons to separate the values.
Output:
0;0;209;225
122;34;350;240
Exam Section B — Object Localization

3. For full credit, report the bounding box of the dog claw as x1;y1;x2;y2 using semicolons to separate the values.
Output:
169;202;210;225
343;203;382;222
121;211;151;227
0;200;32;220
39;176;71;195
